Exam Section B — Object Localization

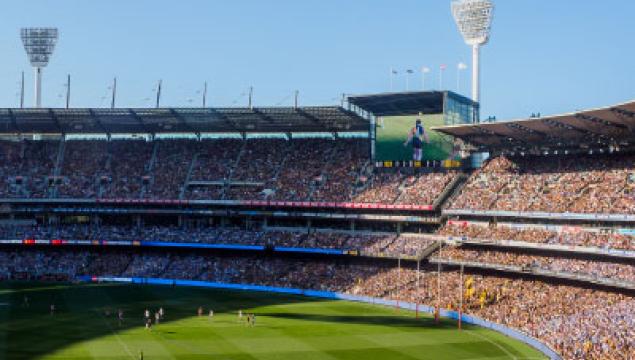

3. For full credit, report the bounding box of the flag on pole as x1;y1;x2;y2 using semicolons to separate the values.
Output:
440;64;447;71
458;62;468;70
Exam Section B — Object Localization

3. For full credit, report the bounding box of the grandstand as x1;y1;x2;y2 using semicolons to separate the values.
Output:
0;94;634;359
1;0;634;356
0;103;460;211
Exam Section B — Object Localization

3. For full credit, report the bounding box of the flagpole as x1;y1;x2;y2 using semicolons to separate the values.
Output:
421;67;430;91
457;63;467;95
390;68;394;92
405;70;414;91
202;81;208;108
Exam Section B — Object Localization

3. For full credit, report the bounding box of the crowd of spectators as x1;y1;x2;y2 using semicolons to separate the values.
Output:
0;140;57;198
450;154;635;214
438;222;635;250
188;139;243;200
58;141;108;198
224;139;289;200
83;252;131;276
270;139;337;201
144;140;196;199
0;138;454;205
0;249;88;280
309;139;368;202
7;221;631;282
0;224;435;257
352;171;456;205
0;224;263;245
3;140;635;213
121;253;171;277
1;248;632;359
390;269;634;360
352;173;405;204
397;172;456;205
436;245;635;283
101;140;154;199
361;235;436;258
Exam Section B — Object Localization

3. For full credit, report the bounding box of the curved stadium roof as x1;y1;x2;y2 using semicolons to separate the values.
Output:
433;99;635;152
0;107;369;135
347;91;477;117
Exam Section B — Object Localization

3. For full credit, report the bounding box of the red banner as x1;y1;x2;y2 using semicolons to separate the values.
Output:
96;198;434;211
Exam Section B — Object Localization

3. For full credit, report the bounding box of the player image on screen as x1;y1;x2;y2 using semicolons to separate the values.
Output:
403;118;429;161
375;113;454;162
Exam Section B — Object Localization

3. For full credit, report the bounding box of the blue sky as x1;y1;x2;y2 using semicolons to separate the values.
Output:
1;0;634;120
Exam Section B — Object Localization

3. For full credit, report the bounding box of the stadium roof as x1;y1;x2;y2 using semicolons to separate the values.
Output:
346;91;477;117
0;106;369;135
433;100;635;152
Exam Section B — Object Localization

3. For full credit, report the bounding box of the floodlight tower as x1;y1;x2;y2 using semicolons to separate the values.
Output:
20;28;59;108
451;0;494;106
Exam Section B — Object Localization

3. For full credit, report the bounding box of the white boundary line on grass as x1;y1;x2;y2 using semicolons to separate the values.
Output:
98;312;137;360
464;329;518;360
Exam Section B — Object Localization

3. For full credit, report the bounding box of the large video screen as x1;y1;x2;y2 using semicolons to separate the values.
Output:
375;113;456;162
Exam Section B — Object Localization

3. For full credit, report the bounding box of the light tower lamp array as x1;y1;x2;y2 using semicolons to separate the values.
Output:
451;0;494;107
20;27;59;108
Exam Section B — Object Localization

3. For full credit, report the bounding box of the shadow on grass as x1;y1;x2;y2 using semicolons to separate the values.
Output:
0;281;328;360
258;311;460;330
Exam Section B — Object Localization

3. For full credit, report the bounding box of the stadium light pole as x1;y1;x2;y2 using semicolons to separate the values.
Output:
439;64;447;90
20;28;59;108
421;67;430;91
390;68;398;92
451;0;494;105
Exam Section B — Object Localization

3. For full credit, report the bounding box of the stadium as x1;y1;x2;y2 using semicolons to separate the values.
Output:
0;1;634;360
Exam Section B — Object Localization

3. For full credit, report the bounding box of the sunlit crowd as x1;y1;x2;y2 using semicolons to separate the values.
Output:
437;222;635;250
450;155;635;214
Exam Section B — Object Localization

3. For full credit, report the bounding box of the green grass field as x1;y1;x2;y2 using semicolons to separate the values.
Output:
0;282;546;360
